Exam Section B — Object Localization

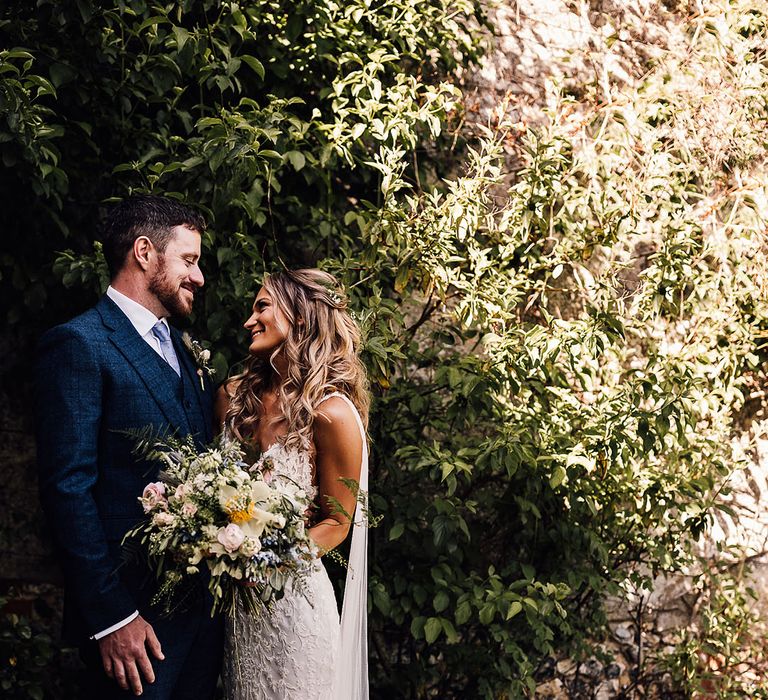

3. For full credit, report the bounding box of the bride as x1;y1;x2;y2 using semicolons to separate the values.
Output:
214;269;370;700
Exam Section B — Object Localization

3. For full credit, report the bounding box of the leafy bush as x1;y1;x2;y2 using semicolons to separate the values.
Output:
0;594;80;700
4;0;768;697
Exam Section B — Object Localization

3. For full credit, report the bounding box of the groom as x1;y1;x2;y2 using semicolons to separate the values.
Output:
35;195;223;698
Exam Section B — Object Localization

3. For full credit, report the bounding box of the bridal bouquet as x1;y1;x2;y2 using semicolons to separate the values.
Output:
125;433;316;616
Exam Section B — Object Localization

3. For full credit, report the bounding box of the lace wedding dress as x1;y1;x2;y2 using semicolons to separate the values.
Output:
222;393;368;700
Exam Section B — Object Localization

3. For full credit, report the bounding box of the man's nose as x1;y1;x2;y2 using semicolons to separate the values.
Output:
190;264;204;287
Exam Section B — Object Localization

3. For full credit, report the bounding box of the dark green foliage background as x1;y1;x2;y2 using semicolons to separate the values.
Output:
4;1;766;698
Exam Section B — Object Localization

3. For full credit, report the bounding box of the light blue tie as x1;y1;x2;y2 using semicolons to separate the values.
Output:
151;321;181;376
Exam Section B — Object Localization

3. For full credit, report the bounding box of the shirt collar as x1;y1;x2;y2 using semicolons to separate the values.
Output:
106;286;168;338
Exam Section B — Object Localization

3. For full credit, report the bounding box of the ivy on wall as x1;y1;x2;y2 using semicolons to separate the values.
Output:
3;0;768;697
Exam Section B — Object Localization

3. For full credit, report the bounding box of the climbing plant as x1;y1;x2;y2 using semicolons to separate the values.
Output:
3;0;768;697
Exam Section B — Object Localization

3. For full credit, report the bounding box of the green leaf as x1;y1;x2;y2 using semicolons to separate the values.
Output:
241;55;265;80
479;604;494;625
285;151;306;171
455;600;471;625
433;590;449;613
549;465;566;489
372;584;391;615
409;616;425;639
4;49;34;60
138;16;169;32
388;522;405;541
172;26;191;50
441;618;459;643
49;62;77;88
424;617;442;644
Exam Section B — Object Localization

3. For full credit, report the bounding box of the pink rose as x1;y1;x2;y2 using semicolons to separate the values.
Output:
181;502;198;517
152;511;175;527
141;482;167;513
217;524;245;552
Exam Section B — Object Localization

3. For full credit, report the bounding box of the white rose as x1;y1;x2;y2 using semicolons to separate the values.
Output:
217;524;245;552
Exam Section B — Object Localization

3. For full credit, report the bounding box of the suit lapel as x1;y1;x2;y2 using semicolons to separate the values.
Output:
97;296;189;434
172;328;213;442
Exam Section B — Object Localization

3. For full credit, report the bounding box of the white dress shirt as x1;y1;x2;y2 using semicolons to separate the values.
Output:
92;287;170;640
106;285;170;358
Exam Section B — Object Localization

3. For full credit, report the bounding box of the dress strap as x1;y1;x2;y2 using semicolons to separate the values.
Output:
319;392;369;699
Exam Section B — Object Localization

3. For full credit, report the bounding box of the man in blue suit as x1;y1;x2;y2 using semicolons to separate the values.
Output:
36;195;223;698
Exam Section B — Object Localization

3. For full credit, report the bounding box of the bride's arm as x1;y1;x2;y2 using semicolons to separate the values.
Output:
310;397;364;553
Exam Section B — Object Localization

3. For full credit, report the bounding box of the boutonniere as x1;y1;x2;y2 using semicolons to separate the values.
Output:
181;332;215;390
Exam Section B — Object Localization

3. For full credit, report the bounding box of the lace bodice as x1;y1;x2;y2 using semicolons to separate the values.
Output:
254;442;317;503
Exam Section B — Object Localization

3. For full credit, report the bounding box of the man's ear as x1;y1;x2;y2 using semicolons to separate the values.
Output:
133;236;155;270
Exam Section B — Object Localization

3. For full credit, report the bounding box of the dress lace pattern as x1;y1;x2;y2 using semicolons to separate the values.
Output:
222;433;341;699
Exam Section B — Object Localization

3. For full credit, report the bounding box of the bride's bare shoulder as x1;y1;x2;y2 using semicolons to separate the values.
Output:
313;395;361;447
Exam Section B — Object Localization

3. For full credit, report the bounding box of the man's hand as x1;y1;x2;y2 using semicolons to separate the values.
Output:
98;615;164;696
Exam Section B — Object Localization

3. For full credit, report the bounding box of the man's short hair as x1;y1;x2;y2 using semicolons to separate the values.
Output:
100;195;206;277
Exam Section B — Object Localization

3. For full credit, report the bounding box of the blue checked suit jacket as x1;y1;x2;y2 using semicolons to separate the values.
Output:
35;295;214;643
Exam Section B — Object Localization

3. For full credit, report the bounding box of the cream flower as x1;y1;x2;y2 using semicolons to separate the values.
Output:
217;523;245;552
218;483;241;510
239;537;262;557
250;480;272;503
240;507;283;540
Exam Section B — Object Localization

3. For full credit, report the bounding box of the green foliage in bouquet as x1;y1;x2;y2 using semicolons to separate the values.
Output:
5;0;768;697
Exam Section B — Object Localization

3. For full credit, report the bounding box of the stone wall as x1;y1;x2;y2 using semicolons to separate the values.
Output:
4;1;768;696
461;0;768;695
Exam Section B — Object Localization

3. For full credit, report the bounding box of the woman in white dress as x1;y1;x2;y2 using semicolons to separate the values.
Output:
214;269;370;700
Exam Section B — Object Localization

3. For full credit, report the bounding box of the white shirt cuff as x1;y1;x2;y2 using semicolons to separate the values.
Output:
91;611;139;640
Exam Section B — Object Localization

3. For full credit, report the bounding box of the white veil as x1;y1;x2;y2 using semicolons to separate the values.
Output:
326;393;369;700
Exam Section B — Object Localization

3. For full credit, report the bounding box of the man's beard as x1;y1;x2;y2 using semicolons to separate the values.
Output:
148;255;194;317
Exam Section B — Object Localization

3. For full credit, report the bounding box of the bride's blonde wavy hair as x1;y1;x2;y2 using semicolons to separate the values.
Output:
226;269;370;450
